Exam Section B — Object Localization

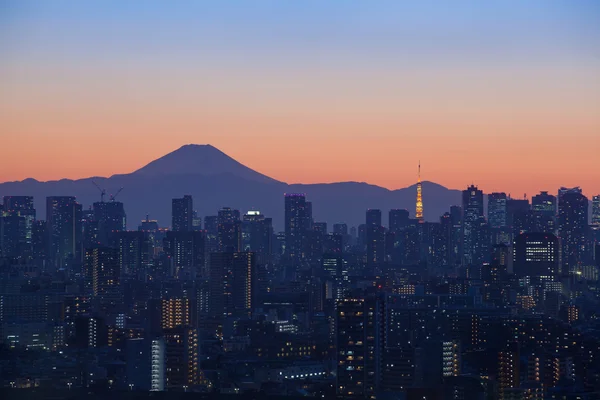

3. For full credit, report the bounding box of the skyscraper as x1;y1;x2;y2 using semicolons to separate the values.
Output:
88;247;121;308
2;196;35;258
558;187;589;271
217;207;242;252
161;297;192;330
93;200;126;245
284;193;308;263
415;162;424;223
366;209;385;266
242;210;273;264
46;196;82;268
593;195;600;226
172;195;193;232
461;185;484;266
532;191;557;233
209;252;256;319
164;230;205;280
488;192;507;230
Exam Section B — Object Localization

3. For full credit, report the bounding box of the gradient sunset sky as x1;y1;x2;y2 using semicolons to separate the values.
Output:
1;1;599;196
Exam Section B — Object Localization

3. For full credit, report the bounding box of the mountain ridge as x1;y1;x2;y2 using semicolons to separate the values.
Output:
0;144;463;229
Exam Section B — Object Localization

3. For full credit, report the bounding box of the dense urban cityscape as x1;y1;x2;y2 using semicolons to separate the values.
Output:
0;168;599;400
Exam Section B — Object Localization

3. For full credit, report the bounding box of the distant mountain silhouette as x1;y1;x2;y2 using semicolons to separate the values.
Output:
129;144;279;184
0;144;464;230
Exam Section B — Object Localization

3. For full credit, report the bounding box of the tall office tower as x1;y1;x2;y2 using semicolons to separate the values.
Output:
313;221;327;234
164;230;205;280
322;254;347;301
46;196;82;268
513;232;559;278
462;185;484;266
0;214;26;259
488;192;508;245
593;195;600;226
488;193;507;229
389;209;410;233
336;295;382;398
506;198;530;239
31;220;47;261
171;195;193;232
558;188;589;271
415;162;424;222
93;200;126;245
161;297;192;330
88;247;121;308
163;326;200;389
204;215;219;254
209;252;255;319
426;221;448;267
111;230;153;277
242;211;273;264
366;209;385;266
333;223;348;236
305;201;313;230
192;210;202;231
449;206;462;267
333;223;349;249
126;337;165;392
284;193;309;263
2;196;35;256
217;207;242;252
81;208;99;251
532;191;557;233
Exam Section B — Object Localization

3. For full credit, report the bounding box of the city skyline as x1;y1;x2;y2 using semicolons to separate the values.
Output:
1;1;599;195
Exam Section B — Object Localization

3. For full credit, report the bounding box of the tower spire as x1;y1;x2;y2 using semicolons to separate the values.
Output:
416;161;424;222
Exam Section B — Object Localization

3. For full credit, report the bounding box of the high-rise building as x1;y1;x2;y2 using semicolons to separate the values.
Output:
204;215;219;254
242;211;273;264
209;252;256;319
111;230;153;278
218;207;242;252
461;185;484;266
161;297;192;330
336;295;382;398
389;209;410;233
284;194;309;263
46;196;82;268
88;247;121;308
172;195;193;232
93;200;126;245
415;162;424;222
449;206;462;267
488;192;507;229
506;198;530;239
164;231;205;280
558;188;589;271
163;327;200;389
126;337;166;392
366;209;385;266
592;195;600;226
513;232;559;278
2;196;35;258
532;191;557;233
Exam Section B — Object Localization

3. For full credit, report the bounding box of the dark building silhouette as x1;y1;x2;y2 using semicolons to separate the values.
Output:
366;209;385;266
164;230;205;280
171;195;193;232
558;187;589;271
513;232;559;278
242;210;273;264
217;207;242;252
532;191;557;233
46;196;82;268
93;200;126;245
506;198;530;239
462;185;484;266
209;252;256;319
284;193;309;263
1;196;35;259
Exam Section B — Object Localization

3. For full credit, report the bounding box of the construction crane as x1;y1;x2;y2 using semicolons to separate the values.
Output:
110;187;124;202
92;180;106;203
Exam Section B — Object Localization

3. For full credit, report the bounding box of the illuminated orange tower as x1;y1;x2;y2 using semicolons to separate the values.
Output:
416;162;424;222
